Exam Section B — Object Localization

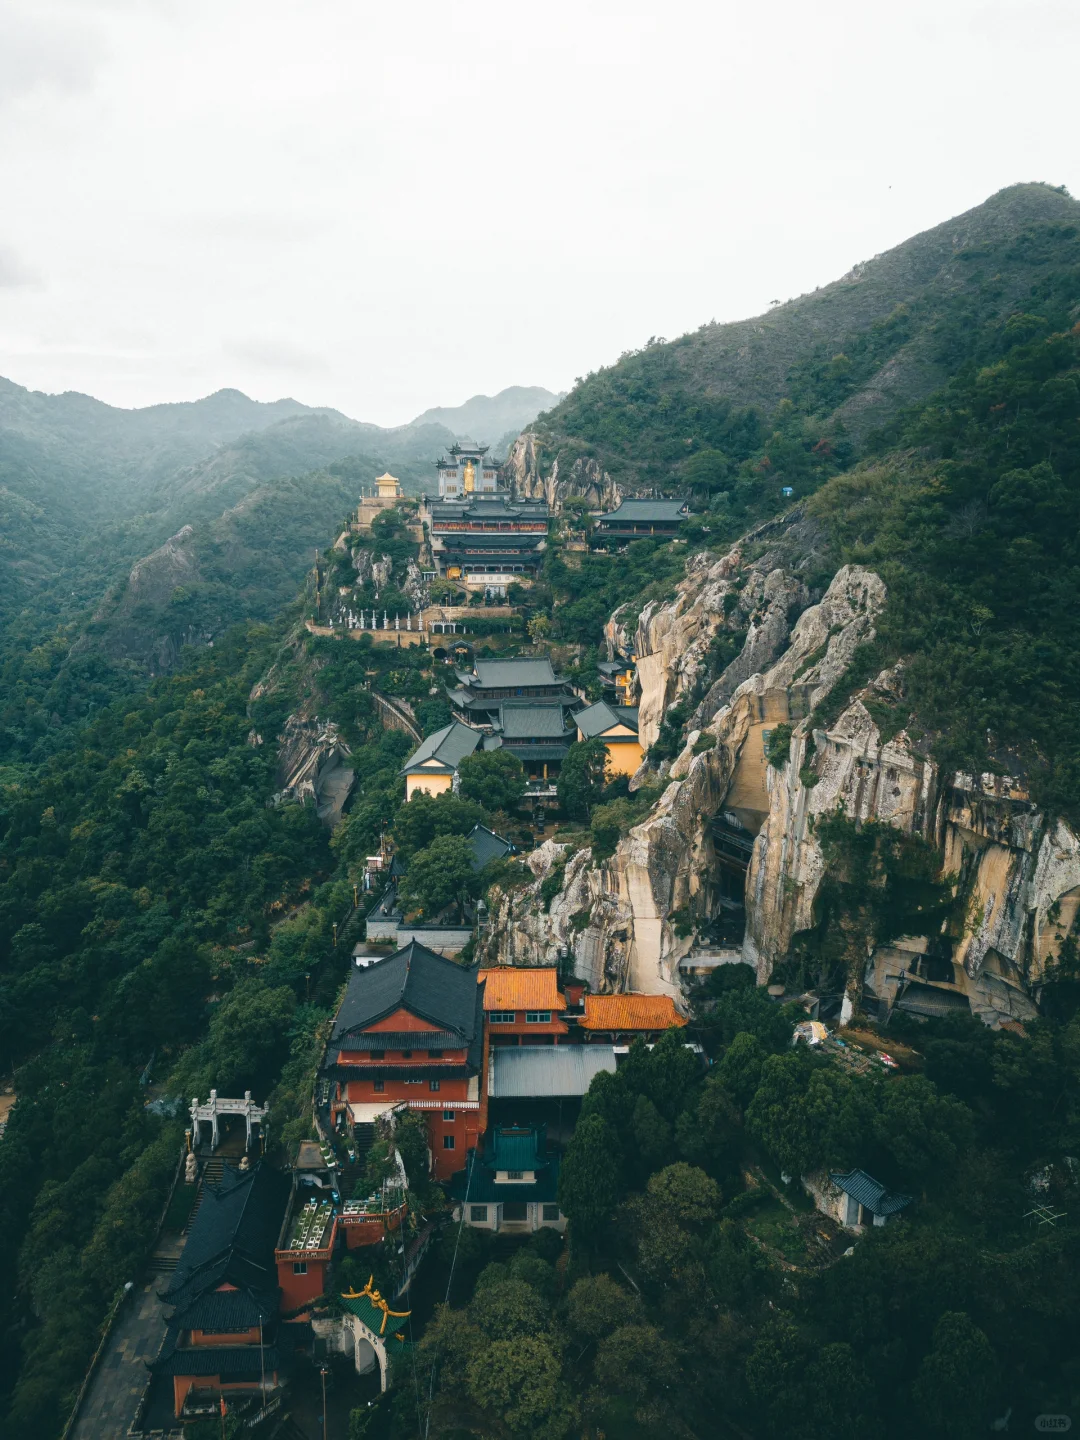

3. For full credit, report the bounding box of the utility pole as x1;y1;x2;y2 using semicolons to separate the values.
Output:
321;1366;329;1440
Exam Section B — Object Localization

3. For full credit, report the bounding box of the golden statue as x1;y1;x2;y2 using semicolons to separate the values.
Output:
463;459;475;493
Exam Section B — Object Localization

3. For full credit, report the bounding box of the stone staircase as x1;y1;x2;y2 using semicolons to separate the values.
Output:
183;1155;226;1233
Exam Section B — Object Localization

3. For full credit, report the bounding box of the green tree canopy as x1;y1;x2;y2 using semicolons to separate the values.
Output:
458;747;526;811
565;1275;643;1341
557;736;609;820
557;1113;622;1241
912;1311;999;1438
397;833;477;918
390;789;485;858
682;447;732;499
466;1335;575;1439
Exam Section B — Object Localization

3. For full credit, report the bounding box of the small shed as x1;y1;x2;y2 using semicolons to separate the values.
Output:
808;1168;912;1229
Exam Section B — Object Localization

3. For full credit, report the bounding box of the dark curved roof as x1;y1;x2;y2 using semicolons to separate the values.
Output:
161;1162;289;1315
330;941;483;1050
181;1289;276;1331
440;533;544;550
338;1030;463;1051
154;1345;281;1377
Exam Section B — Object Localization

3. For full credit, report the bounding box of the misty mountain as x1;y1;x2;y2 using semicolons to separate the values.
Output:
409;385;563;446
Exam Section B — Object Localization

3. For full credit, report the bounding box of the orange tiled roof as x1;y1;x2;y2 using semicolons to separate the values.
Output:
579;993;687;1031
478;967;567;1012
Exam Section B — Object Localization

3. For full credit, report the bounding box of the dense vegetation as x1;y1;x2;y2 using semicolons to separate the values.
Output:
4;184;1080;1439
530;184;1080;490
362;975;1080;1439
810;317;1080;819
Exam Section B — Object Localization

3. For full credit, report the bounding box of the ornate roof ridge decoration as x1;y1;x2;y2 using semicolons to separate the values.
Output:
342;1275;411;1336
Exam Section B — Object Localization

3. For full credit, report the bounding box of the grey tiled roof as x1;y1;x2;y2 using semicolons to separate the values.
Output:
338;1030;462;1051
161;1162;289;1315
180;1290;276;1331
440;533;544;550
467;824;514;870
575;701;639;739
598;498;689;522
829;1169;913;1217
496;704;575;739
155;1345;281;1376
473;658;558;687
402;721;481;775
330;941;481;1047
494;742;570;760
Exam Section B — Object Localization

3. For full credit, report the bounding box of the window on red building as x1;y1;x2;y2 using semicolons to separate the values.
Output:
429;1080;441;1092
525;1011;552;1024
373;1080;385;1093
293;1261;307;1275
443;1109;455;1121
443;1135;455;1150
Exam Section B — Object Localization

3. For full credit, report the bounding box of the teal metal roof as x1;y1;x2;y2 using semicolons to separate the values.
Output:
449;1151;561;1205
401;721;481;775
492;1128;546;1172
340;1290;410;1338
490;1046;618;1097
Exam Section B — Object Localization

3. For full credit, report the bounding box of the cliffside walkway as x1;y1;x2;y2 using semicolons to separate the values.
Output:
69;1279;169;1440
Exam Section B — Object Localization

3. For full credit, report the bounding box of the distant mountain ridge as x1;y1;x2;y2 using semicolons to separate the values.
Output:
522;182;1080;493
409;385;563;445
0;374;560;722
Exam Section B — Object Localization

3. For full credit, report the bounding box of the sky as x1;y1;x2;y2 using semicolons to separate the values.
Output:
0;0;1077;427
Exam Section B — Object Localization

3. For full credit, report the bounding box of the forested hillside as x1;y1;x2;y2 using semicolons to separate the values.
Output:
0;381;552;770
3;184;1080;1439
525;184;1080;493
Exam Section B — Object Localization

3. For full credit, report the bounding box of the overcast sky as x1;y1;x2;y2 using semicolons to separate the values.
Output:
0;0;1077;426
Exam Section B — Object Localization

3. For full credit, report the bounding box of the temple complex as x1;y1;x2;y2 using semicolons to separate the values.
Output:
434;440;500;498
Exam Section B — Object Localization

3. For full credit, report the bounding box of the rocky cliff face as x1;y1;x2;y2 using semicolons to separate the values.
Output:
503;431;619;510
747;677;1080;1024
484;519;1080;1026
271;713;354;825
481;527;879;997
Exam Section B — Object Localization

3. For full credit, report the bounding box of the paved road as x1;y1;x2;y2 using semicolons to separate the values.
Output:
71;1279;168;1440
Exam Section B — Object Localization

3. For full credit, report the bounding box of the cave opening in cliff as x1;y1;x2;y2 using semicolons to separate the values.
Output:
708;811;756;946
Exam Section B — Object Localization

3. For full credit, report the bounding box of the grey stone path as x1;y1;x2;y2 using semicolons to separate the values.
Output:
71;1278;168;1440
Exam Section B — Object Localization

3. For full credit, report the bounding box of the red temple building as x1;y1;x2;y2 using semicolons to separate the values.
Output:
478;966;569;1045
324;941;487;1181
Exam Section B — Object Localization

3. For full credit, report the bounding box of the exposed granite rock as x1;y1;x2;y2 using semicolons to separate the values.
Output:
484;515;1079;1025
746;669;1080;1024
504;431;619;510
274;714;354;825
69;525;213;674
